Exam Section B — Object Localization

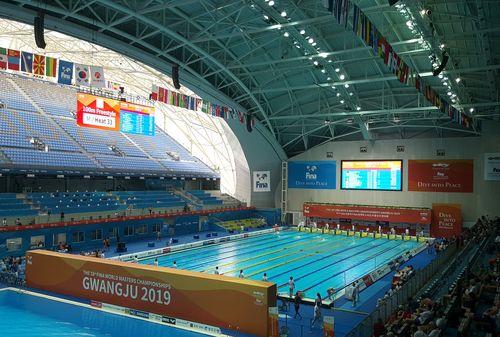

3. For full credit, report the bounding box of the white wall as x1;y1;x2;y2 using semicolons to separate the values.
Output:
228;119;287;208
287;121;500;222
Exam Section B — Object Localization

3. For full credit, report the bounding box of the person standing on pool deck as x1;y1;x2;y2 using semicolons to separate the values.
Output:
293;292;302;319
214;266;219;275
239;270;245;278
133;255;138;263
262;273;268;281
315;293;322;307
310;302;321;329
173;261;177;269
289;276;295;298
154;258;158;267
354;281;360;305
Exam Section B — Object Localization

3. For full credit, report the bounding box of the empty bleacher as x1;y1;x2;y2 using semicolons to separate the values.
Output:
187;190;223;205
0;72;218;178
0;194;37;218
112;191;185;210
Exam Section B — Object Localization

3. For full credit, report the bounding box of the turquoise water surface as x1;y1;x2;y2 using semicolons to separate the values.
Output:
0;290;207;337
139;230;422;298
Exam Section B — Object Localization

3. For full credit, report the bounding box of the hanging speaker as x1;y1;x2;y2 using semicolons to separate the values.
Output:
172;64;180;89
34;12;46;49
246;114;253;133
432;52;449;76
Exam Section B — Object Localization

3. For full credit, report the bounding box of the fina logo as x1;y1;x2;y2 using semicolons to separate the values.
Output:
255;172;268;189
253;171;270;192
305;165;318;180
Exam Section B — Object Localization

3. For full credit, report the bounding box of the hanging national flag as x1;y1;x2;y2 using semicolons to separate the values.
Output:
20;51;33;73
45;56;57;77
195;98;202;111
7;49;20;71
151;85;158;101
158;86;166;103
0;47;7;70
58;60;74;85
33;54;45;76
202;100;209;114
107;80;121;91
75;63;90;86
90;65;105;88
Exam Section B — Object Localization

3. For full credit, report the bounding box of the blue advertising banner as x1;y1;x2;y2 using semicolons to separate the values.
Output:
287;161;336;189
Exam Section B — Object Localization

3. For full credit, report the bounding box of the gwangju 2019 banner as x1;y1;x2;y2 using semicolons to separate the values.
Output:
431;203;462;238
408;159;473;193
25;250;276;337
287;161;336;189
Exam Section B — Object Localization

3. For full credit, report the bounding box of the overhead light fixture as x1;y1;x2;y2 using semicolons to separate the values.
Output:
268;0;275;6
440;43;445;49
455;78;461;83
344;83;349;88
340;100;345;104
339;74;345;80
336;92;341;97
321;69;326;73
328;60;332;63
331;86;336;90
447;91;452;96
469;108;474;113
319;52;328;58
438;74;443;79
263;15;269;20
311;42;317;46
280;11;287;17
335;68;340;72
300;29;305;35
313;61;319;66
308;38;314;43
349;92;353;96
283;32;289;37
327;77;331;80
356;106;361;111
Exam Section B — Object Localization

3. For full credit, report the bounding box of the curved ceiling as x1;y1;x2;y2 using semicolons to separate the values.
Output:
1;0;499;156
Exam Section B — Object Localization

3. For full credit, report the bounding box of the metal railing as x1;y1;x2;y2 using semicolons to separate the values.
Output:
344;244;459;337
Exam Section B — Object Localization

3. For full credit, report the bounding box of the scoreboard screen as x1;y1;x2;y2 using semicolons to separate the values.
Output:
119;102;155;136
341;160;403;191
77;93;155;136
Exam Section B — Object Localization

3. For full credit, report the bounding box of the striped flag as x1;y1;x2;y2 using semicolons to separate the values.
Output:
33;54;45;76
45;56;57;77
7;49;20;70
0;47;7;70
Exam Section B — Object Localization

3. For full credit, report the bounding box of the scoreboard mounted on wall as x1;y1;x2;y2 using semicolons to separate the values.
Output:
77;93;155;136
341;160;403;191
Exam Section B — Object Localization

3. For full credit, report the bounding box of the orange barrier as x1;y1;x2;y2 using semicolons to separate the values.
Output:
26;250;276;337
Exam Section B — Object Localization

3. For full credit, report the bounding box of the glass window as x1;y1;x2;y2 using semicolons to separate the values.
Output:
135;224;147;235
30;235;45;248
6;238;22;251
72;231;84;243
108;227;118;238
53;233;67;246
90;229;103;241
152;224;161;233
124;226;134;236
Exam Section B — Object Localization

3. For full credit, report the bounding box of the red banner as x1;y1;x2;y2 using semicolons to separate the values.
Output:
303;203;431;225
408;160;473;193
431;203;462;238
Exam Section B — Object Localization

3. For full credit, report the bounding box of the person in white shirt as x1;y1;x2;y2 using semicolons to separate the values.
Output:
214;266;219;275
289;276;295;298
133;255;138;263
310;303;322;329
154;258;158;267
238;270;244;279
345;282;356;306
172;261;177;269
262;273;268;281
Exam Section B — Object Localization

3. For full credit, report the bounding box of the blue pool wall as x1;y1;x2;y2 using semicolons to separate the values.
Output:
0;208;281;258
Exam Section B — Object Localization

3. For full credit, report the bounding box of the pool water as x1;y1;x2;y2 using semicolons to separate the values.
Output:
0;289;209;337
139;230;422;298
